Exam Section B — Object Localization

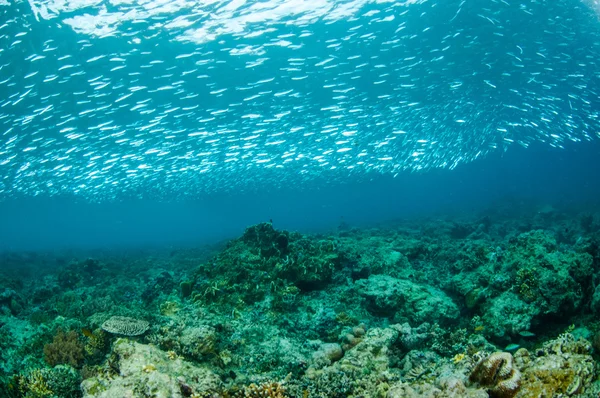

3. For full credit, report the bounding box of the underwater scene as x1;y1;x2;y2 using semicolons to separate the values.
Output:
2;0;600;397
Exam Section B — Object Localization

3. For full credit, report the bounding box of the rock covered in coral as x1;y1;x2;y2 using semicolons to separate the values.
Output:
356;275;459;325
450;229;595;340
469;352;521;398
2;216;600;398
386;348;492;398
312;343;344;369
298;325;402;397
81;339;221;397
178;325;217;359
387;380;489;398
392;322;432;351
337;326;399;374
590;287;600;315
0;288;23;316
515;333;596;397
480;292;539;338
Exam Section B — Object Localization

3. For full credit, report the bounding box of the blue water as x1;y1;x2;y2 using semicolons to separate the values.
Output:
1;0;600;249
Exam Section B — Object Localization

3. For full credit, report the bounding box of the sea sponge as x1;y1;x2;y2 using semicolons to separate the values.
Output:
469;352;521;398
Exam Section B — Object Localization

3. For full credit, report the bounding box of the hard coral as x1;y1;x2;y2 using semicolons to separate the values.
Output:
17;366;82;398
516;333;595;397
469;352;521;398
83;328;109;363
43;328;85;368
237;382;287;398
101;315;149;336
18;369;52;397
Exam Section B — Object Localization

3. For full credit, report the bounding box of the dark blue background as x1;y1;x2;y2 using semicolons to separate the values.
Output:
1;140;598;251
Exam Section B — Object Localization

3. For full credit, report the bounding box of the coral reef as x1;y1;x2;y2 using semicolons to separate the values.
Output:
0;210;600;397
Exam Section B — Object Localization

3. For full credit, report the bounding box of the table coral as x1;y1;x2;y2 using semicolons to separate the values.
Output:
101;316;149;336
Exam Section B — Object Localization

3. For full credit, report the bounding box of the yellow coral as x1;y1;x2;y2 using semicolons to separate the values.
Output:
515;268;537;301
142;364;157;373
452;353;466;364
19;369;53;397
236;382;287;398
84;329;107;356
159;301;180;316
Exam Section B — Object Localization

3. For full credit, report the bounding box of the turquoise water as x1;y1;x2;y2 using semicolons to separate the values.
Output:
1;0;599;201
2;2;600;397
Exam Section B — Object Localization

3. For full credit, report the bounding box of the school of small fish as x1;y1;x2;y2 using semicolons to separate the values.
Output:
0;0;599;199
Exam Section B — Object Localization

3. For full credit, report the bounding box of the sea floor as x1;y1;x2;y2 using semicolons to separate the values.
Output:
1;204;600;397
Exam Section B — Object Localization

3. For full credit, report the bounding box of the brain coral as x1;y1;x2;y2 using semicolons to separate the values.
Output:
469;352;521;398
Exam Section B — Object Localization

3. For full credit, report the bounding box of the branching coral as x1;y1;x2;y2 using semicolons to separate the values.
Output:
17;366;81;398
469;352;521;398
18;369;53;397
236;382;287;398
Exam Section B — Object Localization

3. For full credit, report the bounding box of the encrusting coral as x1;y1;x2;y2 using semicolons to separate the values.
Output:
469;352;521;398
